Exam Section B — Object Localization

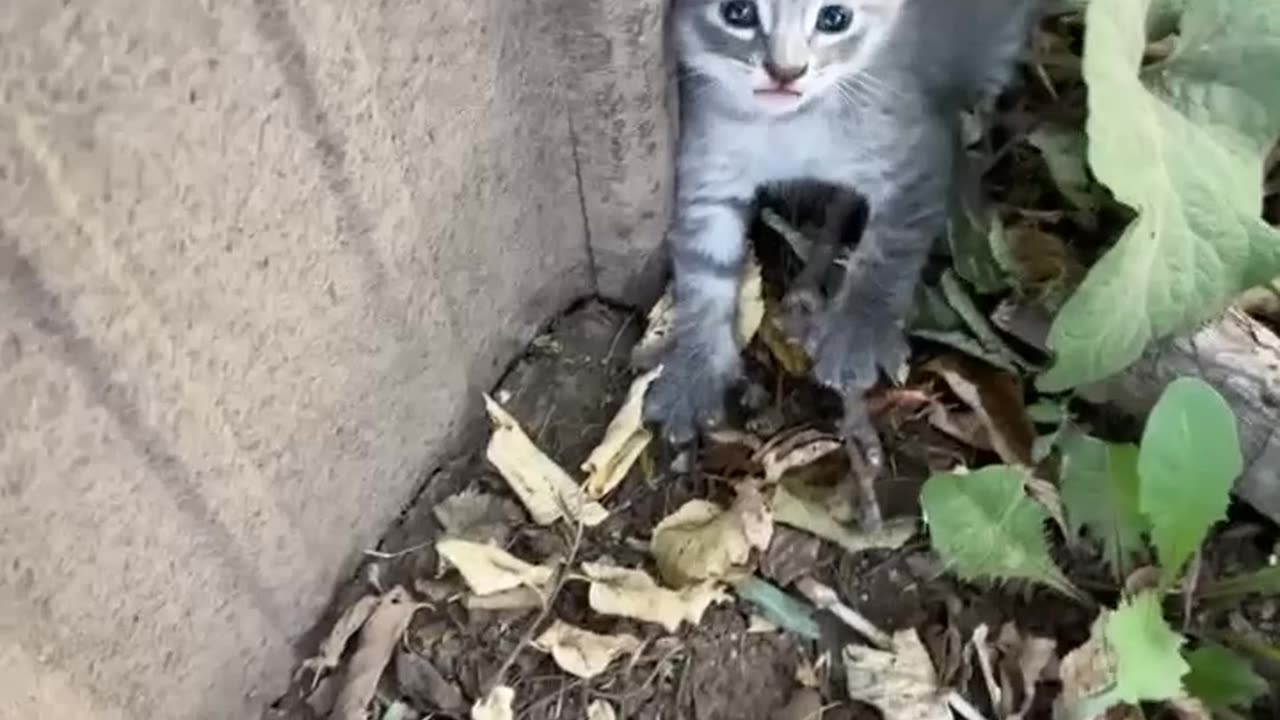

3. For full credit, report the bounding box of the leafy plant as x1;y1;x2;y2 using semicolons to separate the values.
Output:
1038;0;1280;390
922;377;1269;714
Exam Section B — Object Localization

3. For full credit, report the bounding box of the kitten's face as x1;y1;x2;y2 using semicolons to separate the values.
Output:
673;0;903;116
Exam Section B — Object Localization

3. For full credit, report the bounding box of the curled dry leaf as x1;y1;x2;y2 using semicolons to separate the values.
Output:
483;394;608;527
771;481;915;556
652;484;774;588
587;700;618;720
755;429;843;484
582;366;663;500
533;620;642;679
470;685;515;720
297;594;381;688
844;629;950;720
582;561;729;633
331;586;427;720
922;355;1037;466
995;622;1058;720
436;539;555;597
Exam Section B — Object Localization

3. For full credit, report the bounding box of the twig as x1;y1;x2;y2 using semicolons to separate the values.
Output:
363;539;433;560
483;513;588;695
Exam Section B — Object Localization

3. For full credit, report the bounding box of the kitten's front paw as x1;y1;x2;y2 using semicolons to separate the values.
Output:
643;349;740;447
804;310;908;396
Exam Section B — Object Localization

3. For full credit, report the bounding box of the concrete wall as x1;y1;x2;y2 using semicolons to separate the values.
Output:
0;0;670;718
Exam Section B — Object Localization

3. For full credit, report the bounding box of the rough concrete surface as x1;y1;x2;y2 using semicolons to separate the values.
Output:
0;0;658;716
561;0;675;306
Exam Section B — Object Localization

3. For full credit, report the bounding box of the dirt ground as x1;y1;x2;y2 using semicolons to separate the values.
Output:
264;289;1279;720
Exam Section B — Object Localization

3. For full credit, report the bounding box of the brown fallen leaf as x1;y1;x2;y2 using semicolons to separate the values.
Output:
995;622;1058;720
761;527;824;587
470;685;515;720
433;489;524;547
297;594;381;689
651;484;774;588
483;394;609;527
770;481;915;556
1053;618;1138;720
927;403;995;451
755;428;843;484
331;586;427;720
582;561;729;632
923;354;1037;466
533;620;642;679
437;539;556;597
844;630;950;720
581;366;663;500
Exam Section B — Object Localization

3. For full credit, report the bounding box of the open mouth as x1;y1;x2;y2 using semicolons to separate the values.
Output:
754;87;802;97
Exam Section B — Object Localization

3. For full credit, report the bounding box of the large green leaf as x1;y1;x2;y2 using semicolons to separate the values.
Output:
921;466;1083;602
1184;644;1268;713
1106;591;1188;703
1059;432;1148;576
1039;0;1280;390
1137;378;1242;583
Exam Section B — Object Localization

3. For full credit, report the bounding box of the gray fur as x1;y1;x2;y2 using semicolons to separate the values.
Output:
645;0;1040;444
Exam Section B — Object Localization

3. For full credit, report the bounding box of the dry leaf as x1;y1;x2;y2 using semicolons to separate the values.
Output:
772;688;823;720
297;594;380;687
582;367;662;499
759;299;812;376
651;484;774;588
433;490;523;546
771;482;915;555
396;648;466;713
761;527;823;587
331;587;427;720
582;561;729;632
755;429;843;484
533;620;642;679
470;686;514;720
737;254;765;344
1166;697;1211;720
927;404;995;451
1053;618;1137;720
996;622;1059;720
483;394;608;527
923;355;1037;466
971;624;1003;715
844;630;950;720
464;586;545;612
587;700;618;720
437;539;555;597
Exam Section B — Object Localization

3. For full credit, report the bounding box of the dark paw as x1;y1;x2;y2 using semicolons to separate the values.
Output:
804;311;909;395
643;354;740;446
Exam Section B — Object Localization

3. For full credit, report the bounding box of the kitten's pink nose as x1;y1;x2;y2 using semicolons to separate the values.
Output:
764;62;808;85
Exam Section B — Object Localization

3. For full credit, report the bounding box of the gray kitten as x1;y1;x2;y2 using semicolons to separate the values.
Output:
646;0;1040;448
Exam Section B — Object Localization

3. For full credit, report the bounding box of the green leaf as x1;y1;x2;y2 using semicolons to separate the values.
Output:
1106;591;1188;703
1184;644;1268;713
1059;432;1149;576
921;466;1083;602
1137;378;1242;583
1027;126;1099;215
1202;565;1280;601
1038;0;1280;391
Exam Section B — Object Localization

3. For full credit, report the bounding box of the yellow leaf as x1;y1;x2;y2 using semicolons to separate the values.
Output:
533;620;641;679
844;630;950;720
651;485;773;588
436;539;555;597
582;561;729;632
582;367;662;500
483;394;608;527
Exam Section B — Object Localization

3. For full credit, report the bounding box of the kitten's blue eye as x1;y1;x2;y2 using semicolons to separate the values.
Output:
815;5;853;33
720;0;759;29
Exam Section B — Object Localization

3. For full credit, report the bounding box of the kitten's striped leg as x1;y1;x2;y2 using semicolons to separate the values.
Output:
644;197;752;446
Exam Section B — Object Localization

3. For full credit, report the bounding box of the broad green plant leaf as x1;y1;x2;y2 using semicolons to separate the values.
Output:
1106;591;1188;703
1184;644;1268;713
1039;0;1280;390
1137;378;1241;583
1027;126;1099;215
1059;432;1148;576
921;466;1084;602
